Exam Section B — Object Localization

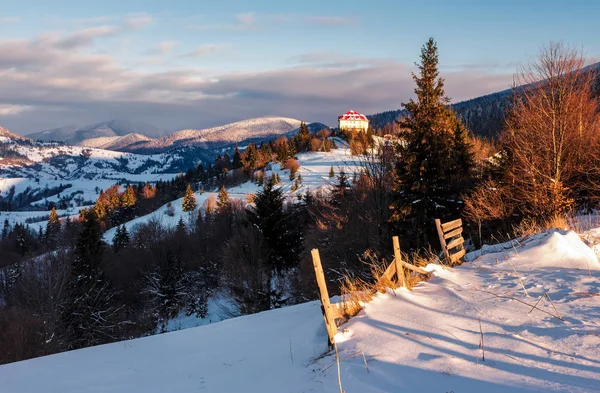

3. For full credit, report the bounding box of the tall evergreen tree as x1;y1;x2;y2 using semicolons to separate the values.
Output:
294;122;311;152
121;185;137;220
181;184;197;213
2;219;10;240
45;207;61;247
217;186;230;211
250;179;302;273
244;144;258;170
112;225;130;253
145;248;186;332
62;209;119;349
332;169;351;204
232;146;243;170
392;37;474;247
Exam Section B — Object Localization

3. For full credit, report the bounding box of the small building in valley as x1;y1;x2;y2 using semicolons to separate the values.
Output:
338;110;369;132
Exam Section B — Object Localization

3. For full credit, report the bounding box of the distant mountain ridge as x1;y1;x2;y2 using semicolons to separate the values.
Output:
78;133;153;151
367;88;512;139
138;116;304;151
27;119;167;144
27;116;317;153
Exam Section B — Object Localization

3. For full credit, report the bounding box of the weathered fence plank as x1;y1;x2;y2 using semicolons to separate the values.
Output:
441;219;462;232
311;249;338;345
393;236;406;287
436;218;466;264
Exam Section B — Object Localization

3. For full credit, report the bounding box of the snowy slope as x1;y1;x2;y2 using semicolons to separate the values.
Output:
103;143;363;243
77;133;154;151
0;126;29;141
0;137;183;180
1;228;598;392
140;116;303;150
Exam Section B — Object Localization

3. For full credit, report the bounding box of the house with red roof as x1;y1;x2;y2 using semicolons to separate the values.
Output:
338;110;369;132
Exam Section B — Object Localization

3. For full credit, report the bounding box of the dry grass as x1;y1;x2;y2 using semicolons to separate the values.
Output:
339;250;435;318
512;215;569;238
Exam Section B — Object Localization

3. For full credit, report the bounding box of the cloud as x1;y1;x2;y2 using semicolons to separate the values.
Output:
124;13;154;29
55;25;121;50
0;104;31;116
289;51;392;69
0;17;20;24
145;40;179;55
0;34;513;134
191;12;257;31
190;12;354;31
235;12;256;27
306;16;356;27
181;44;230;58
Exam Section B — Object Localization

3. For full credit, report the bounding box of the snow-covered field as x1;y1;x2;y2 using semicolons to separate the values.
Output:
1;228;598;392
0;175;179;232
0;138;183;179
103;144;363;243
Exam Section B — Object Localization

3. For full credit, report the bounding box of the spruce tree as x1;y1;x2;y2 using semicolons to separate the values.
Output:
333;169;350;204
1;219;9;240
329;166;335;178
112;225;130;253
63;209;119;349
149;248;185;332
45;207;61;247
392;37;474;247
294;122;311;152
217;186;230;211
244;144;258;170
121;185;137;220
182;184;197;213
232;146;243;170
14;223;30;256
248;179;303;308
451;118;474;178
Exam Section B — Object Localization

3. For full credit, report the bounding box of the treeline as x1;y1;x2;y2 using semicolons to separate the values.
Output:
0;183;75;211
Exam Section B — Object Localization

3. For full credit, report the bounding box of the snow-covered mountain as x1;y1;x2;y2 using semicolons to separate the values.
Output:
77;133;154;151
139;116;304;151
0;126;29;142
27;117;320;153
1;117;327;182
26;119;167;144
0;133;184;180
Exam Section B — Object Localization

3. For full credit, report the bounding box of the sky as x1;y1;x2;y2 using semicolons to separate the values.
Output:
1;0;599;135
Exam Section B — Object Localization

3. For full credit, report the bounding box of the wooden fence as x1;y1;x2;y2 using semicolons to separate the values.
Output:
311;236;428;345
435;218;466;264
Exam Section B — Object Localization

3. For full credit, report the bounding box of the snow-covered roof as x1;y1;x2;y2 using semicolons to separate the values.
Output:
338;110;369;122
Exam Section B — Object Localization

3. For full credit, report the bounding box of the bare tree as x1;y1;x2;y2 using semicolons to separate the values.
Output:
504;42;600;217
467;42;600;223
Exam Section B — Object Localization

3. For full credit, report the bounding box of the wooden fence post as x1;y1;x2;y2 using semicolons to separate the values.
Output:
435;218;450;261
311;248;338;346
392;236;405;287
